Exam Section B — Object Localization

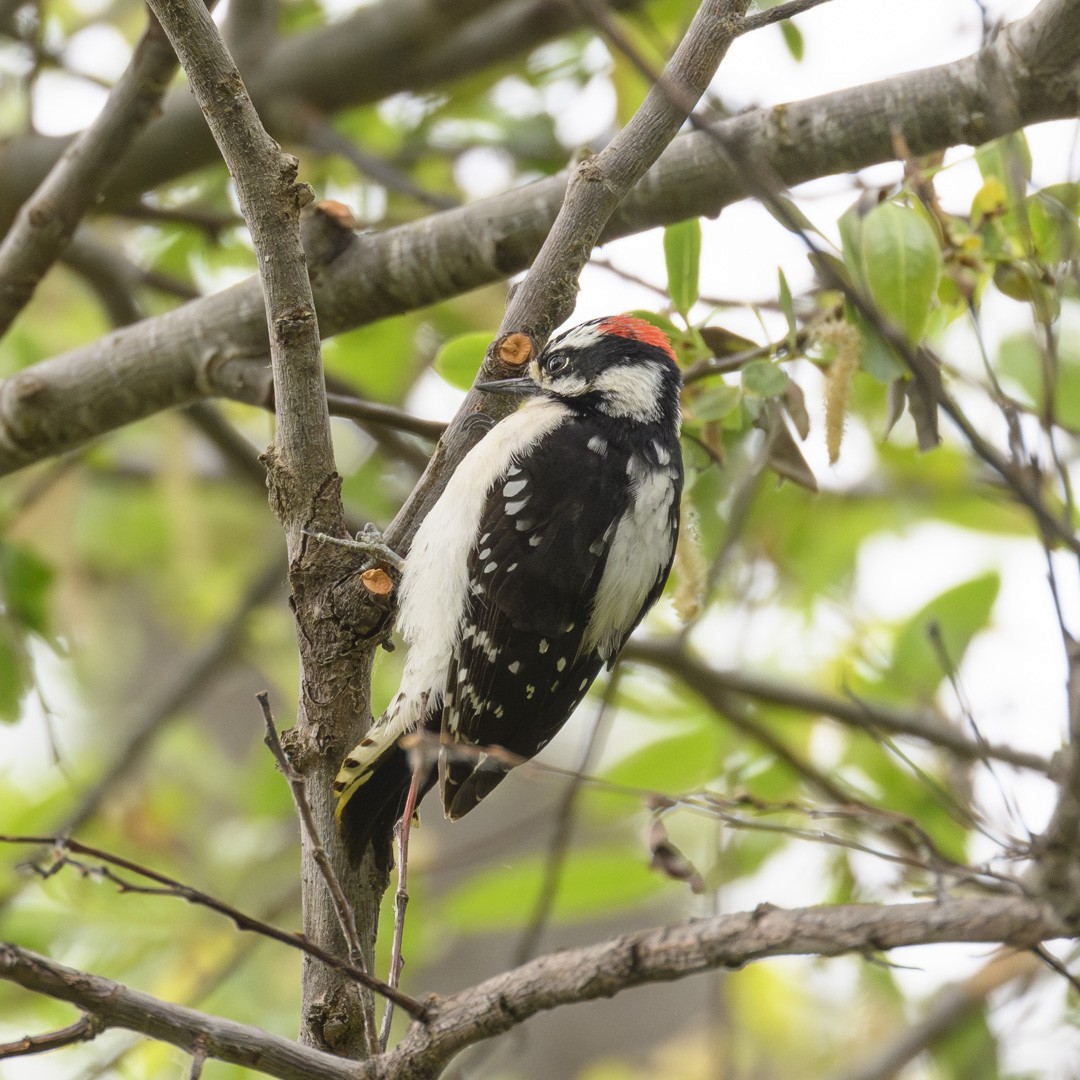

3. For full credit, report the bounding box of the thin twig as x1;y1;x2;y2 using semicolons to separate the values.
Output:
0;6;191;335
739;0;837;34
189;1039;209;1079
0;833;427;1020
0;1014;102;1059
379;739;435;1048
257;694;382;1056
325;392;447;441
621;638;1050;774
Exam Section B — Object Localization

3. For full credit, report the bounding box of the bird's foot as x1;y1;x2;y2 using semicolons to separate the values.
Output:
302;523;405;573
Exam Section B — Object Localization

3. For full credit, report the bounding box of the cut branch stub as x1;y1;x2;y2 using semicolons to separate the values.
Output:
496;332;533;367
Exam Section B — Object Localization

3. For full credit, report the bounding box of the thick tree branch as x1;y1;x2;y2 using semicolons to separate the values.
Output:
0;9;183;337
0;0;1077;477
384;896;1066;1077
145;0;332;507
2;898;1067;1079
0;943;364;1080
142;0;395;1058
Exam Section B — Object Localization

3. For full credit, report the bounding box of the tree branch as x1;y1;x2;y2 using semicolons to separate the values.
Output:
2;898;1066;1079
0;1013;102;1060
145;0;333;509
139;0;397;1057
622;638;1053;774
0;0;636;233
0;834;425;1018
0;8;184;337
1;0;1077;477
385;896;1066;1077
0;943;367;1080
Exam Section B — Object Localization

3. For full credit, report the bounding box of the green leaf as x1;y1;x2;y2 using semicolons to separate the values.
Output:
929;1005;999;1080
779;19;804;60
886;572;1001;701
698;325;760;359
0;630;26;722
857;201;943;346
971;177;1007;227
441;846;666;931
998;331;1080;430
741;359;789;397
975;131;1031;206
1027;187;1080;264
322;316;421;402
664;218;701;317
690;382;742;422
0;542;54;637
433;331;493;390
602;717;722;797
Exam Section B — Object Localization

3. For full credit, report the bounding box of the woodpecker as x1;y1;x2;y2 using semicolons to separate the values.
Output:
334;315;684;867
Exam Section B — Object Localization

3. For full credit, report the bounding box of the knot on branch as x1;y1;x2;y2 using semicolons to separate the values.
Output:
273;305;317;346
302;201;359;276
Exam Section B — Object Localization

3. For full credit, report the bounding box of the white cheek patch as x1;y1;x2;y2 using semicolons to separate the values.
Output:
592;363;664;422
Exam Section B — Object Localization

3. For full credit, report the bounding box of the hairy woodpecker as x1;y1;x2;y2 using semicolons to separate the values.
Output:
335;315;684;867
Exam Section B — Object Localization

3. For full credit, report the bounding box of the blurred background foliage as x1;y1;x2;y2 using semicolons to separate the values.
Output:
1;0;1078;1076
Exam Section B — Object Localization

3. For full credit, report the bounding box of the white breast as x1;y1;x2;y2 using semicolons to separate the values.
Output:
396;397;571;708
582;453;678;663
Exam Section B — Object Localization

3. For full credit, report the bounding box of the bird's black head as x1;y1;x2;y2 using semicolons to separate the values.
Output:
481;316;682;428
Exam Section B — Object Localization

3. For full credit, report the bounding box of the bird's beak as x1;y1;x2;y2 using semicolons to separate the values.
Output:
476;376;539;397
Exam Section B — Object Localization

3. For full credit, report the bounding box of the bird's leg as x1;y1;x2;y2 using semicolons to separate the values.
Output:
380;767;419;1047
379;725;431;1049
302;522;404;573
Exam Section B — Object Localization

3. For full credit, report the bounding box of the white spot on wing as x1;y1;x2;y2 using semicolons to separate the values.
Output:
593;362;666;422
508;661;521;674
505;498;529;515
503;478;527;497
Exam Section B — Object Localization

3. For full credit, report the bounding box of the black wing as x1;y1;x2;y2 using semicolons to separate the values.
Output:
438;421;629;818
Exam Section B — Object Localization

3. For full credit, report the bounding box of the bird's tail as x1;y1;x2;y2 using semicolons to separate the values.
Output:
334;737;413;873
333;709;438;871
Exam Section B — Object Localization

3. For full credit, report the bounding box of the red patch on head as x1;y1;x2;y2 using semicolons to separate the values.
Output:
598;316;677;362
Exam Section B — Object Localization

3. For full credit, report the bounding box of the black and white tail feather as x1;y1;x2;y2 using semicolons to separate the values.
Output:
334;315;684;869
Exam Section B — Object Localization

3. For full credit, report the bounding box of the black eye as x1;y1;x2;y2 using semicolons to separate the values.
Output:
548;354;569;374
